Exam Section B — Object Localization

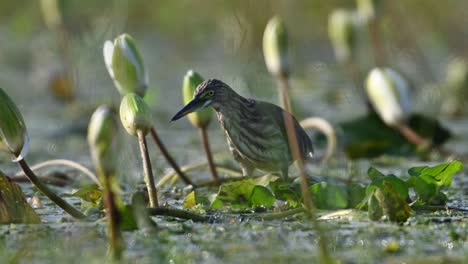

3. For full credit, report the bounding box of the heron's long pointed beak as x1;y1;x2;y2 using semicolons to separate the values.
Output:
171;97;208;121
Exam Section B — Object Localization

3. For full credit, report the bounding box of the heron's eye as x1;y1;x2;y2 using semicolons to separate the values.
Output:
207;91;215;97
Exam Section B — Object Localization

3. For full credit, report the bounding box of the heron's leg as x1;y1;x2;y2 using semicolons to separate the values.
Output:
241;163;254;177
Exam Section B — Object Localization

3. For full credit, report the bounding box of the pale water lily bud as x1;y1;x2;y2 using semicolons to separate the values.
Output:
365;68;411;126
263;17;289;77
357;0;383;22
103;34;148;97
88;106;119;176
328;9;358;63
183;70;213;128
119;93;153;136
0;88;29;162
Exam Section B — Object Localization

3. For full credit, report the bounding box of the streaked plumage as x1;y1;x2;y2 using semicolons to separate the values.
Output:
172;79;313;179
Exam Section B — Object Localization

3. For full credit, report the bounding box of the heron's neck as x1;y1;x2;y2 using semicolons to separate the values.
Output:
213;93;250;116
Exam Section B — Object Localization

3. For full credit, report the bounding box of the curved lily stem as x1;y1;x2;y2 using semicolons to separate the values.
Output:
148;207;207;222
149;127;196;186
17;159;86;219
14;159;100;187
137;130;158;208
300;117;337;162
278;74;333;264
199;127;220;185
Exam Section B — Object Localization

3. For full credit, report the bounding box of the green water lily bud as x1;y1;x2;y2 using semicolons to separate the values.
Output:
183;70;213;128
40;0;63;30
365;68;411;126
357;0;383;22
87;106;119;176
328;9;358;63
263;17;289;77
119;93;153;136
446;58;468;88
103;33;148;97
0;89;29;162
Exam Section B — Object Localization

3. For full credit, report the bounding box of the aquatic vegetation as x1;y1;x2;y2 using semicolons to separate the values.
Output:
103;34;148;97
120;93;158;207
88;105;124;260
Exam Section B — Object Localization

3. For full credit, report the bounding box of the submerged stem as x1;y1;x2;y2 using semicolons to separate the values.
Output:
17;159;86;219
199;127;220;185
14;159;100;187
137;130;158;208
148;207;207;222
149;127;195;186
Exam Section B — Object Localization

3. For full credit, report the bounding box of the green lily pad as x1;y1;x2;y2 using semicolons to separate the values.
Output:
339;113;451;159
310;182;348;209
407;160;462;204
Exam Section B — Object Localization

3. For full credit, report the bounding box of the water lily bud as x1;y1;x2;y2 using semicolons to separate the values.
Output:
357;0;383;22
0;88;29;162
446;58;468;88
263;17;289;77
328;9;358;63
88;106;119;176
40;0;63;30
365;68;411;126
119;93;153;136
103;33;148;97
183;70;213;128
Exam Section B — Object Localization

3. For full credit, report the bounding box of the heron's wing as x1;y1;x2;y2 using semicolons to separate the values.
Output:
257;101;314;160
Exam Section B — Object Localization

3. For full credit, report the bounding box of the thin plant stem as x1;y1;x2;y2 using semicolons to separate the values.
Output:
254;207;306;221
368;18;387;67
137;130;158;208
149;127;195;186
397;123;428;146
199;127;220;185
17;159;86;219
102;173;123;260
148;207;207;222
278;75;333;264
14;159;100;187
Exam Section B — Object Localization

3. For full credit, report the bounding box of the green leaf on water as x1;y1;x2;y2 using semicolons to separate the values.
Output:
366;168;409;200
310;182;348;209
183;191;196;209
248;186;275;208
269;180;301;208
374;181;412;223
210;178;256;209
63;184;102;205
347;183;367;208
407;160;462;204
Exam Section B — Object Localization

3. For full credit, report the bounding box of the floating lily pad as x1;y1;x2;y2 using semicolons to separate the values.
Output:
339;113;451;159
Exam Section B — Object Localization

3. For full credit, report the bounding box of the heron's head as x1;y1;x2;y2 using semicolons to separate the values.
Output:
171;79;232;121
